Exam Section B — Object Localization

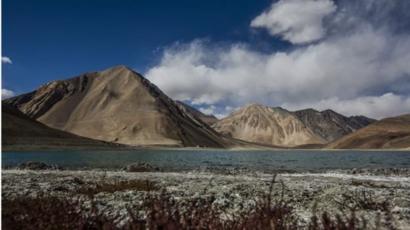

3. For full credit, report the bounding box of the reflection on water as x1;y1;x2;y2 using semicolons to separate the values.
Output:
2;149;410;172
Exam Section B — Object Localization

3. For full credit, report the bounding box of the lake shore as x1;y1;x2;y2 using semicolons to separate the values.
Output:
3;168;410;229
4;144;410;152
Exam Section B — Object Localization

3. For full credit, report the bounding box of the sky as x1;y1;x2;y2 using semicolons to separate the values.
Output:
2;0;410;119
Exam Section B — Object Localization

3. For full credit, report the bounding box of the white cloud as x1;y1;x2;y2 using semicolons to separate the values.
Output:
283;93;410;119
199;105;217;115
251;0;336;44
146;0;410;119
198;105;236;119
2;89;15;99
2;56;12;64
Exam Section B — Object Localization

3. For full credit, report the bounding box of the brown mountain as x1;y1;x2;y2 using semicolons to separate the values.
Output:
2;104;119;150
212;104;325;147
326;114;410;149
176;101;218;125
4;66;234;148
294;109;375;142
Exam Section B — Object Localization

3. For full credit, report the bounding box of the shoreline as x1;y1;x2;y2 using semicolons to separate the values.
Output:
3;145;410;152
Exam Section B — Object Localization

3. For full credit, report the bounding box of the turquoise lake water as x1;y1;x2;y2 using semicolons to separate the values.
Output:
2;149;410;172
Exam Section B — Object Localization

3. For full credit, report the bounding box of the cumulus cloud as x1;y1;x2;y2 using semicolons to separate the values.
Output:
2;56;12;64
198;105;217;115
283;93;410;119
146;0;410;119
251;0;336;44
198;105;236;119
2;89;15;99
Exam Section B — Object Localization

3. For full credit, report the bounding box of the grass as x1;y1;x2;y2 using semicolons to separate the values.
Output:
334;190;390;212
2;176;396;230
77;179;158;197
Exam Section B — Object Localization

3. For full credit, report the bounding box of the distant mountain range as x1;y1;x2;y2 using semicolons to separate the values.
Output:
212;104;375;147
212;104;324;147
3;65;409;150
326;114;410;149
294;109;375;142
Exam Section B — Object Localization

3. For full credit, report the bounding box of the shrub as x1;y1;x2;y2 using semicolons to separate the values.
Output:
2;176;395;230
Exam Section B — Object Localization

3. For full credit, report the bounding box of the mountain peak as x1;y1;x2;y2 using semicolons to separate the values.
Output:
213;103;324;147
4;67;235;148
295;108;319;114
243;103;266;109
321;109;339;115
105;65;133;72
294;108;375;142
241;103;285;112
100;65;142;77
270;106;289;113
235;103;269;115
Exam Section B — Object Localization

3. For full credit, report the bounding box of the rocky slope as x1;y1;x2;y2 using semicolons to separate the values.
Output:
2;104;118;150
294;109;375;142
212;104;325;147
326;114;410;149
4;66;234;148
176;101;218;126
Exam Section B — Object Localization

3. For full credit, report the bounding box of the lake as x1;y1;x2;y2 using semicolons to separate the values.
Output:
3;149;410;172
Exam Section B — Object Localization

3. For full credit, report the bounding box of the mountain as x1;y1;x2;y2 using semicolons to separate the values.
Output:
326;114;410;149
212;104;325;147
2;104;119;150
294;109;375;142
176;101;218;125
4;66;234;148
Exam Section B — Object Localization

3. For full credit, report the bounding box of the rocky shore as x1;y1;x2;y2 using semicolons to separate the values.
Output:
2;165;410;229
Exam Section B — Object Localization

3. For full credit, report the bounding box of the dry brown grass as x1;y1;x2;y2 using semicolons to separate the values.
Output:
2;176;395;230
77;179;158;197
334;190;390;212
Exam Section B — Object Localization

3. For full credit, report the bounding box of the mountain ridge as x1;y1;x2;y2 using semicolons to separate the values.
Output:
4;66;235;148
2;104;122;150
326;114;410;149
175;101;219;126
294;108;375;142
212;104;325;147
4;65;395;150
212;104;375;147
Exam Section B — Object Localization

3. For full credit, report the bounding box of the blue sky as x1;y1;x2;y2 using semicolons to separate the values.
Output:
3;0;410;119
2;0;276;93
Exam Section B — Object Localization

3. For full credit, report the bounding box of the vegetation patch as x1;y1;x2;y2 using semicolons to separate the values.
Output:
77;179;158;196
2;176;397;230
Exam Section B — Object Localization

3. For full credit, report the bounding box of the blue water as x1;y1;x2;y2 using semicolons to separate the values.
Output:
2;149;410;172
